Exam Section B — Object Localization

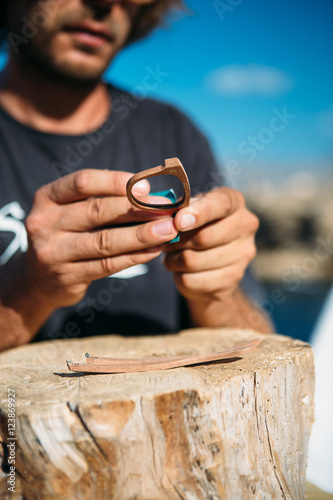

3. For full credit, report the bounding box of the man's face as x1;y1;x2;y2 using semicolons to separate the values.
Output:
7;0;140;83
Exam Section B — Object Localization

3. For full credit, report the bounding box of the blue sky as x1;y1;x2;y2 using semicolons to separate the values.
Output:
1;0;332;185
107;0;333;184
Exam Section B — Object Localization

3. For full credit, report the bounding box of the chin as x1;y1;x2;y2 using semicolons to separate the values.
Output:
50;62;107;85
21;39;117;86
27;52;110;86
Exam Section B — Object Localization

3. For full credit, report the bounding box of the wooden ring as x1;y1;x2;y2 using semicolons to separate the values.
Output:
126;158;191;211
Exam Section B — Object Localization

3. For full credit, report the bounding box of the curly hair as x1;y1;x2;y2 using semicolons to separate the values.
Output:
128;0;184;44
0;1;184;43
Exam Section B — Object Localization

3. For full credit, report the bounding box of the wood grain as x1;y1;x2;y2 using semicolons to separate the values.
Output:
0;328;314;500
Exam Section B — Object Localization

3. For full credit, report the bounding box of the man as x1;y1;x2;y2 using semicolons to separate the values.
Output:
0;0;272;352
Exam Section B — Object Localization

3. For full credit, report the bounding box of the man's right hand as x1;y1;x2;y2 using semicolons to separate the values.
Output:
23;169;178;309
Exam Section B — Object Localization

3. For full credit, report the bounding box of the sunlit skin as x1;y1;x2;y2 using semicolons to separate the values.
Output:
0;0;273;352
0;0;140;132
7;0;140;82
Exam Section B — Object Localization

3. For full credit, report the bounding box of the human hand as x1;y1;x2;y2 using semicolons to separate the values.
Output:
24;169;178;309
163;187;259;303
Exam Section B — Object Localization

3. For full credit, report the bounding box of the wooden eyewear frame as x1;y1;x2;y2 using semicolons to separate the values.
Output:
66;338;262;374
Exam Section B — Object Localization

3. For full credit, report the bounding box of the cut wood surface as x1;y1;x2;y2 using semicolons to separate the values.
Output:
0;328;314;500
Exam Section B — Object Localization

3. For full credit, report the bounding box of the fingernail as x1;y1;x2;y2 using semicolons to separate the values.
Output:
132;179;150;195
179;213;196;230
153;219;175;236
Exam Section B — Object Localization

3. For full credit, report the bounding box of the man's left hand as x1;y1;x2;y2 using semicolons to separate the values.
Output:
163;187;259;303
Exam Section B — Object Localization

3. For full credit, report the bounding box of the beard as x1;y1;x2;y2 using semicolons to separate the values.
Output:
16;41;113;87
8;3;128;86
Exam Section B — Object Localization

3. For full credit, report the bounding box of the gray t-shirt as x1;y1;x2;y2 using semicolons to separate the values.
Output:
0;84;262;341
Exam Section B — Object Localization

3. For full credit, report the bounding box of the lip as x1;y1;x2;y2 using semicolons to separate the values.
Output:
64;21;114;47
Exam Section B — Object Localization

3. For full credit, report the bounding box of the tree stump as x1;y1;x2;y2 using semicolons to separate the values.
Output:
0;328;314;500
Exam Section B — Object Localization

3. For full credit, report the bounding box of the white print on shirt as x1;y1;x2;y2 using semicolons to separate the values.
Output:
0;204;149;276
108;264;149;279
0;202;28;265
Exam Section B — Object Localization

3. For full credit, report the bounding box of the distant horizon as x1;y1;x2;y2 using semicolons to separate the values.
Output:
214;160;333;193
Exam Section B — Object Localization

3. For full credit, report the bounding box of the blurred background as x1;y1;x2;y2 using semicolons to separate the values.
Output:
1;0;331;342
106;0;333;344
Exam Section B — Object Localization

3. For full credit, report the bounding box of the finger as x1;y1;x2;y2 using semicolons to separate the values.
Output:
59;196;172;231
174;187;243;232
173;264;247;300
163;239;252;273
165;209;259;252
44;169;150;205
133;194;174;206
164;213;241;251
62;247;163;283
51;217;178;261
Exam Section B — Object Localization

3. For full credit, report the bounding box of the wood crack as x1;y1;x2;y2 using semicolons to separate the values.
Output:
15;468;41;500
67;402;112;499
264;413;286;499
1;417;41;499
0;329;314;498
67;402;108;462
253;372;260;439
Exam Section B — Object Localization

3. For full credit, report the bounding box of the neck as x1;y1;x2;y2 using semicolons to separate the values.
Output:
0;55;111;134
